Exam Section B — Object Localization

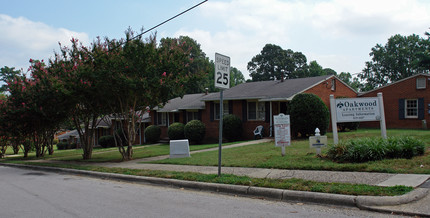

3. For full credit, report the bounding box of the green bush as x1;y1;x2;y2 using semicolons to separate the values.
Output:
99;135;115;148
289;93;330;137
168;122;185;140
67;143;77;149
327;136;425;163
184;120;206;144
223;114;243;141
57;141;68;150
145;125;161;144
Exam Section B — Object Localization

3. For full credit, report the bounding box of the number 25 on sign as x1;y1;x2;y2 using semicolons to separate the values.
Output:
215;53;230;89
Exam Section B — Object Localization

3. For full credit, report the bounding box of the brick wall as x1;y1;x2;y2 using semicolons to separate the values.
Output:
150;77;359;142
360;75;430;129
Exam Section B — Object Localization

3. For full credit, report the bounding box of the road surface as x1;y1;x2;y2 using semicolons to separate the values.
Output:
0;166;404;218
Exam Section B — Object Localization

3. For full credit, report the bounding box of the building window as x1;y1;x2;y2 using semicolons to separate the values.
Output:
186;111;199;122
248;101;265;120
214;102;229;120
331;79;336;91
417;77;426;89
156;112;167;125
405;99;418;118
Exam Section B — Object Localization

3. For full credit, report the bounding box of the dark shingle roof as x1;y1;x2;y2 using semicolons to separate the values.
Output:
157;93;207;112
202;75;334;101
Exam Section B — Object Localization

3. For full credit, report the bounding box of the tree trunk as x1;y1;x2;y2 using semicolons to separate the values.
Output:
82;145;92;160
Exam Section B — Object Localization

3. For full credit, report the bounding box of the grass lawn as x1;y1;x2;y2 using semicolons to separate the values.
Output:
2;141;245;162
2;129;428;196
10;161;413;196
150;129;430;174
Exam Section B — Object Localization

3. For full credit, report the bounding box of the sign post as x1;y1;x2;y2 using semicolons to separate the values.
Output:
330;93;387;144
215;53;230;176
273;113;291;156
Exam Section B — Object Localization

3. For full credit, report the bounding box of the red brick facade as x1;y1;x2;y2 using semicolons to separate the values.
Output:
151;77;357;142
359;74;430;129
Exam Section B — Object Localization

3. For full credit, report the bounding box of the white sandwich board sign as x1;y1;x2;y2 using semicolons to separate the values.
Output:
274;113;291;156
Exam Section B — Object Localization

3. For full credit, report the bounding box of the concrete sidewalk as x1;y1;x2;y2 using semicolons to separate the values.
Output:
3;138;430;216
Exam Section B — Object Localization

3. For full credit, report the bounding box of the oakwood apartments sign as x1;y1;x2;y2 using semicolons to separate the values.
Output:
335;97;381;122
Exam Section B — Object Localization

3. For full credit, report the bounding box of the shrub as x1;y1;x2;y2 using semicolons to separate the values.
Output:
223;114;243;141
145;125;161;144
52;138;59;145
168;122;185;140
289;93;330;137
184;120;206;144
57;141;68;150
327;136;425;163
99;135;115;148
65;143;77;150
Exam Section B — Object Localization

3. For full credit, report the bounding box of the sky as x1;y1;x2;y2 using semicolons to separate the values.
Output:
1;0;429;80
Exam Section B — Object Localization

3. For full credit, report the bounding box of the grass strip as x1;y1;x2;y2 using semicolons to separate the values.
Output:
13;161;413;197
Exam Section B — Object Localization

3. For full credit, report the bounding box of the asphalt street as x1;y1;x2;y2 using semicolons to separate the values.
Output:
0;166;404;218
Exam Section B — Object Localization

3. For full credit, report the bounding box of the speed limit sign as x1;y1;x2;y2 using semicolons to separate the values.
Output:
215;53;230;89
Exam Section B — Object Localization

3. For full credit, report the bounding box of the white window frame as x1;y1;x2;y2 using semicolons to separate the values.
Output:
214;102;229;120
416;77;426;89
405;99;418;119
156;112;167;126
247;101;265;121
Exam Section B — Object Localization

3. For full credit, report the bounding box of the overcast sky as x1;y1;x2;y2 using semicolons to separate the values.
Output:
1;0;429;80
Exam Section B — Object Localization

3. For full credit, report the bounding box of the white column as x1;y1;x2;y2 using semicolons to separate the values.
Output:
378;92;387;139
330;95;339;145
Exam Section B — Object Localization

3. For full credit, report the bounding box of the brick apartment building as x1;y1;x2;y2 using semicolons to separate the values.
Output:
359;74;430;129
151;75;357;142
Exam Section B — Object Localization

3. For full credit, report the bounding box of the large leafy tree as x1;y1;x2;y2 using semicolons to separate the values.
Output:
358;33;430;91
247;44;308;81
160;36;209;94
0;66;21;93
99;31;198;160
53;38;110;160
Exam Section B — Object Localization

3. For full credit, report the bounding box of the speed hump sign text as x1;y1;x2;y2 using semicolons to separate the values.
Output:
215;53;230;89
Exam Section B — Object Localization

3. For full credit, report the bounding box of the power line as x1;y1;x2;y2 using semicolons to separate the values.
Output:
116;0;208;48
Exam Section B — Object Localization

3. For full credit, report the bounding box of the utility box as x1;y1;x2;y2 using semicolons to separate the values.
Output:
169;139;190;158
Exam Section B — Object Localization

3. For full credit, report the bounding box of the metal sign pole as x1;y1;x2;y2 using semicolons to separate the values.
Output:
218;90;223;176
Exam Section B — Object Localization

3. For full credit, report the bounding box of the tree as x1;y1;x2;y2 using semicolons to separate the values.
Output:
230;67;245;87
53;37;110;160
98;31;198;160
160;36;209;94
248;44;288;81
308;60;325;77
358;33;430;91
337;72;362;91
247;44;308;81
0;66;21;93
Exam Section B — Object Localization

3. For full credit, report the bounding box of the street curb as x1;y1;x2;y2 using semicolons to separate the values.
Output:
1;163;426;212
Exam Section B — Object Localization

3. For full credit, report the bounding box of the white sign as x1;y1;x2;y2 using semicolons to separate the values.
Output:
335;97;381;123
170;139;190;158
274;114;291;147
215;53;230;89
309;136;327;148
